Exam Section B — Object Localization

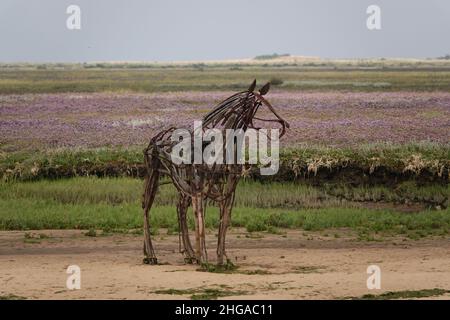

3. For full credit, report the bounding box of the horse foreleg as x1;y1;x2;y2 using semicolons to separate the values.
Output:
177;194;196;263
192;194;208;265
217;193;234;266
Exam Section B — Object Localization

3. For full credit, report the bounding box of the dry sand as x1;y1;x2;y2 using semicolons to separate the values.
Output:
1;229;449;300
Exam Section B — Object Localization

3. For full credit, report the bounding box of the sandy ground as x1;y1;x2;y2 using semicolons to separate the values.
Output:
1;229;449;300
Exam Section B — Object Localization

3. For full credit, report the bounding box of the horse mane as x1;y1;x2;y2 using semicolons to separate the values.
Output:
202;90;257;130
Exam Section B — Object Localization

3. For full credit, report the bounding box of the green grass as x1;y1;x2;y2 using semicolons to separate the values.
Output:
0;294;27;300
153;288;193;295
0;177;448;236
0;177;447;209
152;287;248;300
352;288;449;300
292;266;326;274
84;229;97;237
190;288;248;300
1;65;450;94
325;182;448;206
0;189;448;237
198;260;238;273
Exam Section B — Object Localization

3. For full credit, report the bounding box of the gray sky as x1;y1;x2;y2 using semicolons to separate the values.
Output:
0;0;449;62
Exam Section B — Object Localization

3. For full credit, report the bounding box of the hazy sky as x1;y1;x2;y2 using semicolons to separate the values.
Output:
0;0;449;62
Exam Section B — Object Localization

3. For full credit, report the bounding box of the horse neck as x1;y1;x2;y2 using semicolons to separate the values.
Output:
209;113;250;132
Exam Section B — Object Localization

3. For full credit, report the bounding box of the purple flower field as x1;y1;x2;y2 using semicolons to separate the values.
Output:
0;91;449;151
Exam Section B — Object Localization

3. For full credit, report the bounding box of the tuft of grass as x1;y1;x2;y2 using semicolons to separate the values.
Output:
352;288;449;300
240;269;272;275
292;265;326;274
198;262;271;275
0;294;27;300
153;288;194;295
152;286;247;300
84;229;97;237
191;288;247;300
24;232;50;239
245;220;268;233
245;233;265;239
266;226;286;235
198;260;238;274
23;232;51;243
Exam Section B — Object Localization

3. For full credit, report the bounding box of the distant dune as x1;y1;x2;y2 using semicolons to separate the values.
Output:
2;55;450;68
90;55;321;66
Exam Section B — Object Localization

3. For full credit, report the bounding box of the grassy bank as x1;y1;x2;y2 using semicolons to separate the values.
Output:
2;143;448;184
0;177;448;238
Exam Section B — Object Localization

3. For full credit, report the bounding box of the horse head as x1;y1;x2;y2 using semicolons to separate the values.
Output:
203;80;290;137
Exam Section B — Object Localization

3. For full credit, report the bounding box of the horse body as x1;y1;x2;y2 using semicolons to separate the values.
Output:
141;80;288;266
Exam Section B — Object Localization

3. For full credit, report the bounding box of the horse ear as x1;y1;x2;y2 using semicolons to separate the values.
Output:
248;79;256;92
259;82;270;95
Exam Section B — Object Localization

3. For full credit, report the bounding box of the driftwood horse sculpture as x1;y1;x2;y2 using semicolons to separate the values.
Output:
141;80;289;266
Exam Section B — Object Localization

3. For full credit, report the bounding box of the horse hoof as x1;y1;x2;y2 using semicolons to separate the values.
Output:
184;257;198;264
143;257;158;265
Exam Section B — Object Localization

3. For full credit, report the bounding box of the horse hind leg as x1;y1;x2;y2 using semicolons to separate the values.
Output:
192;194;208;265
177;194;197;264
142;161;160;265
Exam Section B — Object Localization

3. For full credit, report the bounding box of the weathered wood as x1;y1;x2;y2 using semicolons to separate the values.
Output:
141;80;289;266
